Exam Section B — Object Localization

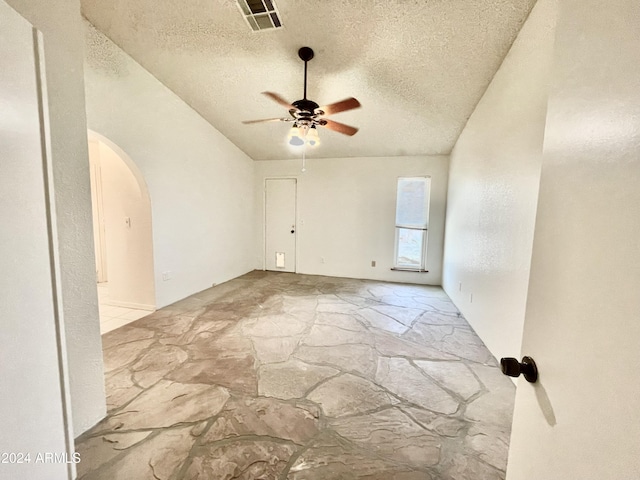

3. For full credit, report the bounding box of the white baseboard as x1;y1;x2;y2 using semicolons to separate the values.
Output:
104;300;155;311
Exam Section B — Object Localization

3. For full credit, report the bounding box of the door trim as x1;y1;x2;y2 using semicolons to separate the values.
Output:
33;26;76;479
263;176;298;273
89;155;108;282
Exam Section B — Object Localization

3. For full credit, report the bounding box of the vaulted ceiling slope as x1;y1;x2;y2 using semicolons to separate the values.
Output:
81;0;536;160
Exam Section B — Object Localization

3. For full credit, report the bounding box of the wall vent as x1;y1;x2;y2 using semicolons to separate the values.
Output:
236;0;283;32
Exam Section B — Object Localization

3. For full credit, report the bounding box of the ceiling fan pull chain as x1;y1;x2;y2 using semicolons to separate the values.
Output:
301;142;307;173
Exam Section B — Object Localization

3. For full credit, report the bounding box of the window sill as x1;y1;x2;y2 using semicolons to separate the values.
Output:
390;267;429;273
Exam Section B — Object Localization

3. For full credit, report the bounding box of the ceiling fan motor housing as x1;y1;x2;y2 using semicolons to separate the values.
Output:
292;99;320;115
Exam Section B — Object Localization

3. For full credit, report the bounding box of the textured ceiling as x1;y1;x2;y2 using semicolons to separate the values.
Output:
81;0;536;160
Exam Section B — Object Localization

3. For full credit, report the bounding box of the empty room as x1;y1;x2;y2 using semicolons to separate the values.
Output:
1;0;639;479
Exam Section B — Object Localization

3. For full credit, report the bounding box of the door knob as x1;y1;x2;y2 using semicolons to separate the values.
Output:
500;356;538;383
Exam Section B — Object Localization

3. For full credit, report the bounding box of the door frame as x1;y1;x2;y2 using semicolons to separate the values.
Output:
263;176;298;272
87;130;157;311
0;7;75;477
89;147;108;283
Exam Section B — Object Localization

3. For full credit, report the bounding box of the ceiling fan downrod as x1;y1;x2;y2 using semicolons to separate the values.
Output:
291;47;319;117
298;47;314;100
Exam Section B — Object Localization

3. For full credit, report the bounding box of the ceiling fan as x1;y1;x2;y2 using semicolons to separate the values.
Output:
242;46;361;146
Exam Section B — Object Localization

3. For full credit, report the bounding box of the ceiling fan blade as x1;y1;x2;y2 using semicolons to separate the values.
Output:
262;91;295;110
318;97;361;116
242;117;287;124
320;119;359;136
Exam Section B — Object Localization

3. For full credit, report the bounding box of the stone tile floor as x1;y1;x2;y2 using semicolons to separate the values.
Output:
76;271;515;479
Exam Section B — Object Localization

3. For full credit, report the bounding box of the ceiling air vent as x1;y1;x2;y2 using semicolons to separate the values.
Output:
237;0;283;32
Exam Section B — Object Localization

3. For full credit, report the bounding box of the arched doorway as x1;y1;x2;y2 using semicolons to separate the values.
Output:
88;131;156;333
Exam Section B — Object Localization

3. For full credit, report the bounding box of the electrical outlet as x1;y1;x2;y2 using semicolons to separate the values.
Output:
459;282;462;291
371;260;376;267
162;271;172;281
470;293;473;303
321;257;325;264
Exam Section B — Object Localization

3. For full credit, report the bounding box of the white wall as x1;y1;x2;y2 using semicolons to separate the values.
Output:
441;0;557;360
89;138;156;309
83;23;255;308
507;0;640;477
5;0;106;439
254;155;449;284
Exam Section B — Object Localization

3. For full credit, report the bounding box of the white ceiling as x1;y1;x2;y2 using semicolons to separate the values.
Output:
80;0;536;160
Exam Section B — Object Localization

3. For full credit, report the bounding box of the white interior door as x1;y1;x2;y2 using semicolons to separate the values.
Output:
265;178;296;272
0;2;73;478
506;2;640;478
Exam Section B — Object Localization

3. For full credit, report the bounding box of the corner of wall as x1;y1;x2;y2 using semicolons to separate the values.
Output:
441;0;557;360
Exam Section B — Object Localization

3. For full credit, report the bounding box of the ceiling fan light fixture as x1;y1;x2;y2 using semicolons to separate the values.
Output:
306;125;320;147
288;125;305;146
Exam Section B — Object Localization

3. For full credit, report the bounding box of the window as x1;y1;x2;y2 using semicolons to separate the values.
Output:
394;177;430;271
